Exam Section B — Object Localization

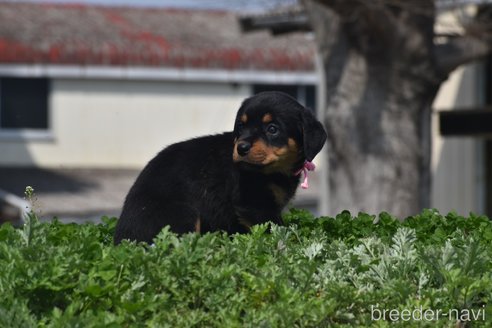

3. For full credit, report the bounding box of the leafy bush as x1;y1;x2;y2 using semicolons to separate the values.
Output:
0;209;491;327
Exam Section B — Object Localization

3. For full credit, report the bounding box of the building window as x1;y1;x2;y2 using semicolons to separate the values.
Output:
253;84;316;111
0;77;49;130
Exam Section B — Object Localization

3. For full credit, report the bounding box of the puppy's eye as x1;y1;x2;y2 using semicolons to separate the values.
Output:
266;124;279;135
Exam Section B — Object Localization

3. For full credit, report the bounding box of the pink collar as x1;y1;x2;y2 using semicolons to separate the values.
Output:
294;161;316;189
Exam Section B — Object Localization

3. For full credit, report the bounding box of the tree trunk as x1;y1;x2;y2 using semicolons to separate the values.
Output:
304;0;445;217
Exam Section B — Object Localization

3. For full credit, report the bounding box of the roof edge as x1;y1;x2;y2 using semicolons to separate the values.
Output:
0;64;318;85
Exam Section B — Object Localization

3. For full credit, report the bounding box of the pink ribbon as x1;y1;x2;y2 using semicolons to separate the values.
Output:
295;161;316;189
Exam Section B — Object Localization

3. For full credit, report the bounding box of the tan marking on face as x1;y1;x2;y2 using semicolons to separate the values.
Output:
248;139;276;164
263;138;300;174
232;139;273;164
232;142;240;162
262;113;273;124
288;138;297;149
195;218;201;233
241;114;248;123
269;183;288;207
233;138;301;174
239;218;252;230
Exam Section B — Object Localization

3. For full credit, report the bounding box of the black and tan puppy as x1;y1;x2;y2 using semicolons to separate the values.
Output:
114;91;327;244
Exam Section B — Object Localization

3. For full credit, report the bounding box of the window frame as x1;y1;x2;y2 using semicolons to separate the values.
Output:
0;77;53;141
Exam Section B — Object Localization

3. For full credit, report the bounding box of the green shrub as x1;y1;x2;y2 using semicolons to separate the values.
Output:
0;209;491;327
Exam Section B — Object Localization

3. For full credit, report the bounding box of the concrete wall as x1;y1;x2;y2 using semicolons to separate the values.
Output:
0;79;250;168
431;63;485;215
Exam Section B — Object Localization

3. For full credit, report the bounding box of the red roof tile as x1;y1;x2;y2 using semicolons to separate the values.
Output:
0;3;316;71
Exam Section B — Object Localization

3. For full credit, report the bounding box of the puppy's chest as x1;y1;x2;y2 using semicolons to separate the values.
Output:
194;170;298;231
267;182;292;208
235;174;298;211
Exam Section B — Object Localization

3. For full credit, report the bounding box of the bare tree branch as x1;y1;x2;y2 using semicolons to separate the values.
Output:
313;0;396;35
239;4;312;35
313;0;435;16
310;0;436;53
434;35;491;75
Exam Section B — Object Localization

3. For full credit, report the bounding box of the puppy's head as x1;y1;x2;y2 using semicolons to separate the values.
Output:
232;91;327;174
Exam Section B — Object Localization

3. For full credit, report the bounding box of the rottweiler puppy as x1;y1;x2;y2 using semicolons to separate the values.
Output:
114;91;327;244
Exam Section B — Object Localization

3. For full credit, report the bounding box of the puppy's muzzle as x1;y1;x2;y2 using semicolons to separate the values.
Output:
237;141;251;156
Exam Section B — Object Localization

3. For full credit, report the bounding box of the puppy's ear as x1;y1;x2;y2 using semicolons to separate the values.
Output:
301;108;327;161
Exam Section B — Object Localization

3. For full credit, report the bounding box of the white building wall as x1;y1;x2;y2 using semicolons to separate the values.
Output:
0;79;250;168
0;64;485;216
431;63;485;215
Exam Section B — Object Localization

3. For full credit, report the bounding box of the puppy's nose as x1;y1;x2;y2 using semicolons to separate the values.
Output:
237;141;251;156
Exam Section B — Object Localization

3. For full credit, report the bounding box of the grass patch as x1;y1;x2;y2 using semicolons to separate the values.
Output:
0;209;491;327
